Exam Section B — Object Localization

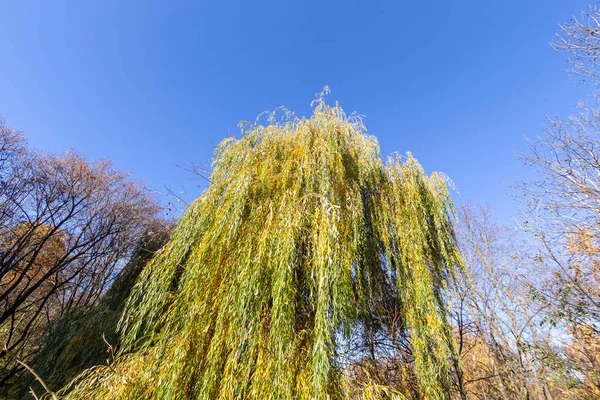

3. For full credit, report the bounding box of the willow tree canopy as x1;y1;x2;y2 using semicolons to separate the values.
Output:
63;92;463;400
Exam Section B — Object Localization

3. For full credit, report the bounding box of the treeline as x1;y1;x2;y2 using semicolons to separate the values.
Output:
0;5;599;400
0;122;172;398
445;7;600;398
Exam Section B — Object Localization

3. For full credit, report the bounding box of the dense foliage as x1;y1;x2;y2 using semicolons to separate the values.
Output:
59;95;464;400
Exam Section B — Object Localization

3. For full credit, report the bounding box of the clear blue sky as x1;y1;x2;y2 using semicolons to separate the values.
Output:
0;1;593;222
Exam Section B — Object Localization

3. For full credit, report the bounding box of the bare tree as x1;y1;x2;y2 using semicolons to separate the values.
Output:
552;5;600;86
0;120;161;390
521;108;600;312
451;205;560;400
501;7;600;397
14;219;174;397
519;109;600;398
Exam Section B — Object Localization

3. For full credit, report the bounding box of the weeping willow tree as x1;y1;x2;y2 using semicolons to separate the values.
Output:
59;91;464;400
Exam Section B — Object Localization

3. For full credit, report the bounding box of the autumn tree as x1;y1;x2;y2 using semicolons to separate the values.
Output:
16;220;173;397
507;5;600;398
451;205;576;400
519;106;600;398
552;4;600;86
0;120;161;391
60;93;465;400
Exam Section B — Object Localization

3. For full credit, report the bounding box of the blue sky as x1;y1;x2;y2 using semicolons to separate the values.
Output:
0;1;594;222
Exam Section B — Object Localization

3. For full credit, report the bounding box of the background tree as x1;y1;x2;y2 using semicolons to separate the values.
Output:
14;220;172;398
0;120;161;393
552;4;600;86
451;205;578;400
519;109;600;398
511;6;600;397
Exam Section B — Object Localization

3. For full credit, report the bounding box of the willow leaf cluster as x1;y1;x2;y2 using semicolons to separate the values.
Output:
61;96;463;400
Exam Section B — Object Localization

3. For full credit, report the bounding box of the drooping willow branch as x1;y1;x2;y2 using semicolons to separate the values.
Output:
62;94;464;400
